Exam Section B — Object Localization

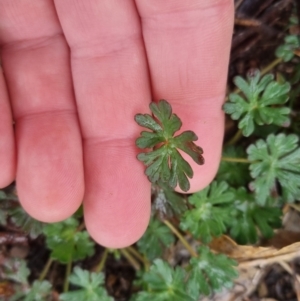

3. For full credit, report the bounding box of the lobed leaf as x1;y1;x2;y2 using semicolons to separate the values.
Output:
0;258;30;284
60;267;113;301
247;133;300;204
188;247;238;296
180;181;234;243
135;100;204;191
133;259;194;301
275;35;300;62
226;187;282;244
224;70;291;136
24;281;52;301
43;217;95;264
137;218;174;260
10;206;44;239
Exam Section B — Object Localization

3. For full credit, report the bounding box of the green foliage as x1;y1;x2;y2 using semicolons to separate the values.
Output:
135;99;204;191
0;190;19;225
10;207;44;239
247;133;300;204
133;250;237;301
43;217;95;264
275;35;300;62
0;258;30;284
187;247;238;296
226;188;282;244
223;70;291;136
180;181;234;243
23;281;52;301
0;189;7;199
217;146;251;187
137;218;174;260
60;267;113;301
0;205;7;225
133;259;194;301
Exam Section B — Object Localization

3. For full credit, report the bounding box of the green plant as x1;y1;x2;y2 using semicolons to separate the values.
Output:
43;217;95;264
275;35;300;62
180;181;234;243
223;69;291;137
135;99;204;191
137;217;175;260
60;267;113;301
0;257;52;301
131;247;238;301
226;187;282;244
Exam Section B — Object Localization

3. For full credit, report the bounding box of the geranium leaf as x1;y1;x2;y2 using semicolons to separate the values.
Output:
60;267;113;301
224;70;291;136
135;100;204;191
180;181;235;243
247;133;300;204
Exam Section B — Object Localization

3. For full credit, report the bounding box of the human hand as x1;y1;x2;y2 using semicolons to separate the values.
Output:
0;0;234;248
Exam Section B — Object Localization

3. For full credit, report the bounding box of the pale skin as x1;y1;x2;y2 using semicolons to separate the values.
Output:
0;0;234;248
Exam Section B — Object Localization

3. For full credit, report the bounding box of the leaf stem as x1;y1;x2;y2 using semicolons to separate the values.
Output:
221;157;252;163
163;220;197;258
126;246;150;271
63;260;72;293
39;257;54;281
226;129;243;146
95;248;109;273
76;221;86;232
120;248;141;270
260;57;283;76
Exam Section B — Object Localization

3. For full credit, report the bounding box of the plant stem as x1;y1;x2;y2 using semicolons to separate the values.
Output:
163;220;198;258
120;248;140;270
76;221;86;232
39;257;54;281
95;248;109;273
260;57;283;76
126;246;150;270
63;260;72;293
221;157;252;163
226;129;243;146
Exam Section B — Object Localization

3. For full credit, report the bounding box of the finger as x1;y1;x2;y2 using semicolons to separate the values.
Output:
135;0;234;192
54;0;151;247
0;69;16;187
0;1;84;221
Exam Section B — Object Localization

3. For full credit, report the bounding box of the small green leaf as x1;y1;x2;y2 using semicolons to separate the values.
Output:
24;280;52;301
43;217;95;264
226;187;282;244
133;259;194;301
137;218;174;260
135;99;204;191
275;35;300;62
224;70;291;136
180;181;234;243
60;267;113;301
247;133;300;204
1;258;30;284
10;207;44;239
0;190;7;199
188;246;238;296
